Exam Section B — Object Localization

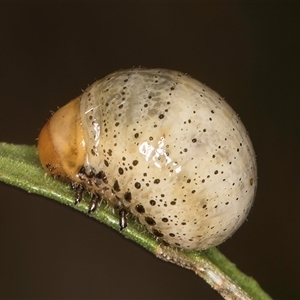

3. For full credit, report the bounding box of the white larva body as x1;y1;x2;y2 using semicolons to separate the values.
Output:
76;69;257;250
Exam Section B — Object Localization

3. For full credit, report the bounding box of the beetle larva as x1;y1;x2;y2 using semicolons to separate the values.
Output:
38;68;257;250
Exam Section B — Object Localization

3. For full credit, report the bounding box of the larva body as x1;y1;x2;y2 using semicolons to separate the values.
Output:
38;69;257;250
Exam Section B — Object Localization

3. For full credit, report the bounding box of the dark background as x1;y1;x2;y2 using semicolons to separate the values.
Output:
1;3;299;299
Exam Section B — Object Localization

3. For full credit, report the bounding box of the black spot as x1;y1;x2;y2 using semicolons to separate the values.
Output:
134;182;141;189
113;180;120;192
154;179;160;184
150;200;156;206
214;170;218;174
135;204;145;214
145;217;156;225
250;178;254;186
159;114;164;119
91;149;96;156
118;167;124;175
96;170;108;184
107;149;113;156
124;191;132;202
152;229;164;237
192;138;197;143
169;233;175;237
132;160;139;166
162;217;168;222
104;160;109;167
115;122;120;127
134;133;139;138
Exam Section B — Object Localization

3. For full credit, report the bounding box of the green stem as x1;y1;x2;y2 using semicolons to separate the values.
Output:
0;142;271;300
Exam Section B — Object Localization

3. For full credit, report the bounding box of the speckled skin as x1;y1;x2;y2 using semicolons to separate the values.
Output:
75;69;257;250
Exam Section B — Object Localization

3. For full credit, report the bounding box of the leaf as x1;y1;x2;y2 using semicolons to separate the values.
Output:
0;142;272;300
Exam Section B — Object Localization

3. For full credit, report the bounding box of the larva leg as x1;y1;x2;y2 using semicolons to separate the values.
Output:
88;193;101;213
73;183;84;205
119;208;128;230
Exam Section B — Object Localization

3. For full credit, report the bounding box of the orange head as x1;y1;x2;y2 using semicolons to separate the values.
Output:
37;97;86;182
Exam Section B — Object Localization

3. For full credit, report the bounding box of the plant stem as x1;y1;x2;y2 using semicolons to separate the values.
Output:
0;142;272;300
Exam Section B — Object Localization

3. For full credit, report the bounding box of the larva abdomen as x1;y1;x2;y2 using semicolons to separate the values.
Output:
38;69;257;250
